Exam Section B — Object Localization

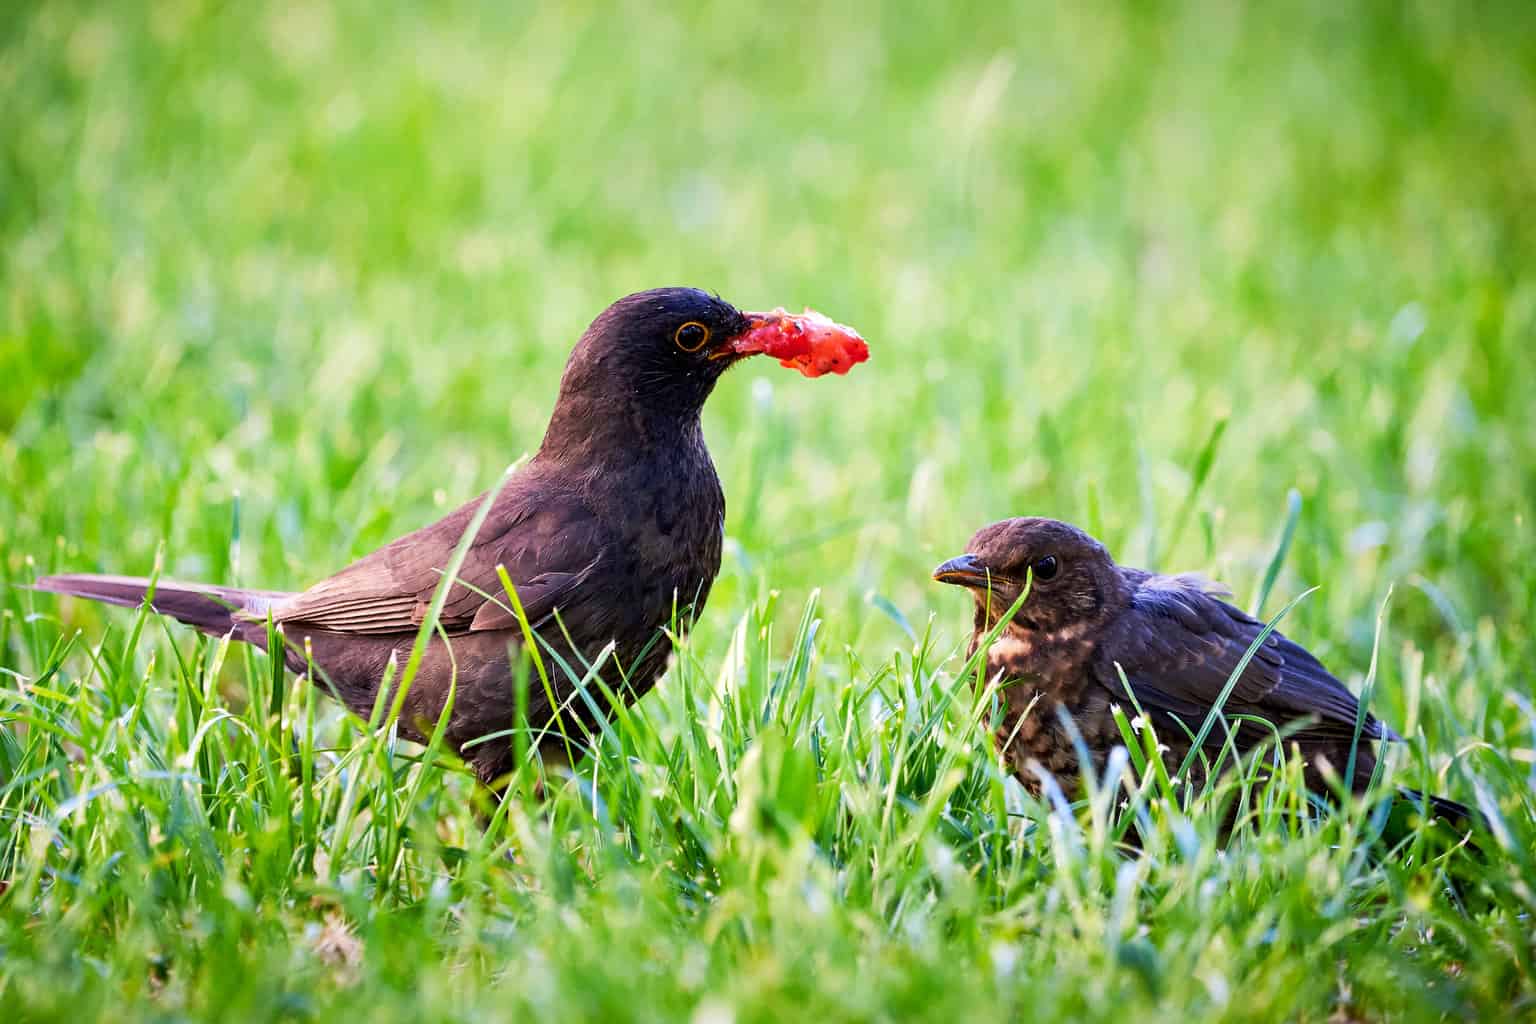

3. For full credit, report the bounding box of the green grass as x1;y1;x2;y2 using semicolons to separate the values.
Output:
4;0;1536;1019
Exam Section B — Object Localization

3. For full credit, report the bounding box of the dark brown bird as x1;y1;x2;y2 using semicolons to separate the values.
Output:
933;517;1468;825
37;287;867;785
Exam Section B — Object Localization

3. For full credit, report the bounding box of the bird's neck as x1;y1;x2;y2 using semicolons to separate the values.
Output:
536;392;705;466
535;393;724;582
980;619;1099;695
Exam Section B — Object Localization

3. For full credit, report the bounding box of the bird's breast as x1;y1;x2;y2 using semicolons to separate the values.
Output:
981;628;1119;799
591;437;724;627
983;627;1098;707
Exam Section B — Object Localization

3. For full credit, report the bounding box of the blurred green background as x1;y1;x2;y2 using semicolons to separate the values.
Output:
5;0;1535;655
3;0;1535;1019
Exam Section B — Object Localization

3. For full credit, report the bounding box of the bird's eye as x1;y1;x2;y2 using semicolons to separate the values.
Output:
1032;555;1059;582
674;321;711;352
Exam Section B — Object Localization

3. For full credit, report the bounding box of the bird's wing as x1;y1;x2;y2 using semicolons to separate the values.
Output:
1090;574;1391;741
266;485;606;636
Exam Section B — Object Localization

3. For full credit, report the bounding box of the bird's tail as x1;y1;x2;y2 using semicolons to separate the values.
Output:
33;574;293;640
1377;788;1484;873
1398;787;1480;835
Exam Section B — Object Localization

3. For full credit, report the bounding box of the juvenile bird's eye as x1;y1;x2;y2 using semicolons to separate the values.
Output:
1032;555;1059;581
674;321;710;352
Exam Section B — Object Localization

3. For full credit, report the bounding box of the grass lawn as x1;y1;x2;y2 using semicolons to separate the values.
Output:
3;0;1535;1019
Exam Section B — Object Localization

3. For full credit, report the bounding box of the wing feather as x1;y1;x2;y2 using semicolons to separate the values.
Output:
260;479;607;637
1092;576;1390;743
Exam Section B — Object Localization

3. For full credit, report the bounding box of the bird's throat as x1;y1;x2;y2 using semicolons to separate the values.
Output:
537;390;706;466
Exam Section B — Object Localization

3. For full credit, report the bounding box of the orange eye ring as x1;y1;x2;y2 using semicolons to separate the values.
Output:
674;321;711;352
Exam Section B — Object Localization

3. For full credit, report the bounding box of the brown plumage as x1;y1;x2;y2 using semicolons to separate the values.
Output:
37;287;866;785
934;517;1468;825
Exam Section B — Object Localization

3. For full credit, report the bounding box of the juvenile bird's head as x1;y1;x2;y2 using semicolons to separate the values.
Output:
933;517;1130;635
542;287;866;456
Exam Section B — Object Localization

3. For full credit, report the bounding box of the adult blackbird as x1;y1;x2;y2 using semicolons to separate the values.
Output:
933;517;1469;826
37;287;866;784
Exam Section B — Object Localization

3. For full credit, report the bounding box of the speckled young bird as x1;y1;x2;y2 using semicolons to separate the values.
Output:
933;517;1469;824
37;287;866;786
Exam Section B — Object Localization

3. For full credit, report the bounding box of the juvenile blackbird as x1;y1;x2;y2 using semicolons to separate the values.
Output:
37;287;866;784
933;517;1469;825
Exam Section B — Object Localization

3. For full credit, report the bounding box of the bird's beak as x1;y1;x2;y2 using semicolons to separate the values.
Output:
932;553;994;590
714;307;869;378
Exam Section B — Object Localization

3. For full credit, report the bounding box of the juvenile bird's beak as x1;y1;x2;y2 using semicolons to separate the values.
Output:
716;308;869;378
932;553;993;590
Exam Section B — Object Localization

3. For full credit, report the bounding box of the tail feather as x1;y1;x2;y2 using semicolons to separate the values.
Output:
33;573;294;639
1399;787;1481;834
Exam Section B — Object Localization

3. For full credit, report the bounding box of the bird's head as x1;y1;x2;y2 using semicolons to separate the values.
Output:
933;517;1129;635
546;288;867;450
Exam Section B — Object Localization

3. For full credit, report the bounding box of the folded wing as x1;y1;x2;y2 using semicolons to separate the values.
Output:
1091;574;1393;743
262;483;606;637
